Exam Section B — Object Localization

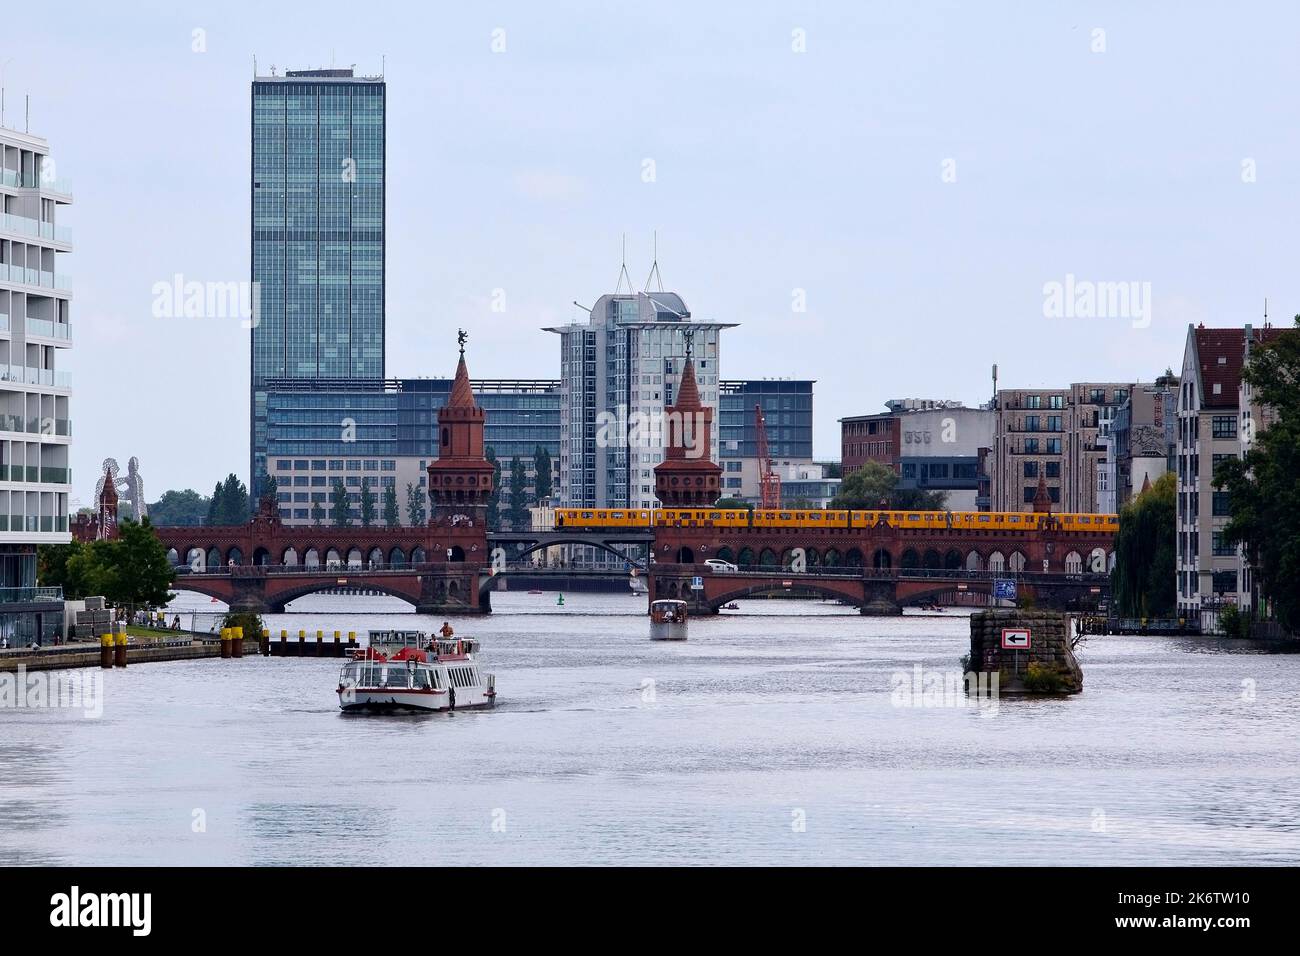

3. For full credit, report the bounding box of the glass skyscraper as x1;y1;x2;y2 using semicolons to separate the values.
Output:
250;68;385;496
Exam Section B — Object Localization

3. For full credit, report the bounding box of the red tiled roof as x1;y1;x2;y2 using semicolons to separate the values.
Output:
1192;326;1286;408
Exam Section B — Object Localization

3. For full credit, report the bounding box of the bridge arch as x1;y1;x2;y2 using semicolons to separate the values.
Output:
347;547;363;569
944;549;963;570
165;548;179;565
758;548;778;568
389;547;407;568
412;546;427;565
708;580;866;612
1009;551;1027;573
965;550;982;571
450;545;467;562
922;548;942;570
283;547;299;566
823;547;841;567
1065;550;1083;574
716;546;735;564
253;547;270;566
305;548;320;568
368;547;385;568
900;548;919;569
867;548;886;569
988;551;1005;573
676;546;694;564
206;547;221;569
227;547;243;566
737;547;755;566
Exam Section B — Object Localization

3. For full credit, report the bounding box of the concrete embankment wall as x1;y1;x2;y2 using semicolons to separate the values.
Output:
0;638;259;673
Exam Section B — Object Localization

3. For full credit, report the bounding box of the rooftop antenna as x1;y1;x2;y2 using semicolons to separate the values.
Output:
644;230;664;292
1;58;11;129
992;363;998;405
614;233;633;294
25;93;29;133
1264;297;1270;329
253;54;257;77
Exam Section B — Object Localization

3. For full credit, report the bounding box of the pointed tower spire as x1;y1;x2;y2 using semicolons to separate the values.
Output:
654;329;722;506
1032;469;1052;513
428;331;494;524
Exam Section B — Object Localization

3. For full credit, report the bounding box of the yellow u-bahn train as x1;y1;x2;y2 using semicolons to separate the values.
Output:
553;508;1119;534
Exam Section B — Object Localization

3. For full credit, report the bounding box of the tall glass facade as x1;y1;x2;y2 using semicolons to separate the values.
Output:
250;69;385;495
719;380;814;459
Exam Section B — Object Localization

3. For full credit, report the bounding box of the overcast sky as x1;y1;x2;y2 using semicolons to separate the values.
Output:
8;0;1300;503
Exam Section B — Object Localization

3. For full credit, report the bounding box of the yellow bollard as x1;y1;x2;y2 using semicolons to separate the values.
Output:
100;632;114;669
260;628;270;656
232;625;244;659
114;626;128;667
220;627;232;659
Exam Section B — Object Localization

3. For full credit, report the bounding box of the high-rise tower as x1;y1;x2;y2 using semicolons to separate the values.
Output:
250;67;385;497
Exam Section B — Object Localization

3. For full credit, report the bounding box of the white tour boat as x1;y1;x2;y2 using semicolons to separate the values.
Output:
336;630;497;713
649;599;688;641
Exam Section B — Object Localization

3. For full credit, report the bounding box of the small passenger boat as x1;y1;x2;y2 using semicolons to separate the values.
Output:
650;599;688;641
337;631;496;713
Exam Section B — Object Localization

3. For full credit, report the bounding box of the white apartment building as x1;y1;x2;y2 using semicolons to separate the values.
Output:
0;126;73;642
545;290;735;508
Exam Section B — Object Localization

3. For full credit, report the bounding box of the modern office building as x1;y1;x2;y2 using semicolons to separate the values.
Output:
718;379;815;500
264;377;559;525
1175;324;1288;628
250;67;385;497
544;289;735;508
1;126;73;642
989;383;1140;513
840;400;993;510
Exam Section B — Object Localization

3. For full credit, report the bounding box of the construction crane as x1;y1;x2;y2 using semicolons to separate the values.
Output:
755;404;781;509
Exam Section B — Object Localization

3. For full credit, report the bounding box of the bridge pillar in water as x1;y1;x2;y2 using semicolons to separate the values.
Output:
227;575;271;615
860;577;902;616
647;569;717;615
416;567;490;615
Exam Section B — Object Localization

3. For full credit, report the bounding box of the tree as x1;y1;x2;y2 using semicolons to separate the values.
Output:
829;461;948;511
534;446;553;502
485;447;502;530
147;489;209;526
360;477;377;527
1215;318;1300;632
205;481;224;526
1111;471;1176;618
38;519;175;612
507;457;530;529
330;478;352;527
311;499;325;526
259;473;279;516
714;497;753;511
383;483;400;527
405;481;427;527
206;474;250;525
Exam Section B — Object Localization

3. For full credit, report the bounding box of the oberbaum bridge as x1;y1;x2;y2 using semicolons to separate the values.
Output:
146;338;1115;617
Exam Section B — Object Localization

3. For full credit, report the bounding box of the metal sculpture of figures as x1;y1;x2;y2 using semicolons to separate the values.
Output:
458;328;468;356
95;457;147;522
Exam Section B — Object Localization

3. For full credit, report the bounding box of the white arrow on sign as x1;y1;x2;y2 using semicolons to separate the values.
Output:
1001;628;1031;649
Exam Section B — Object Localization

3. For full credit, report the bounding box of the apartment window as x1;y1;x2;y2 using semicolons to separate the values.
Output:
1211;416;1237;439
1023;486;1037;503
346;461;361;471
1046;439;1062;454
1049;395;1063;409
1025;415;1040;432
329;460;344;470
1024;462;1039;478
1212;570;1237;594
1046;415;1062;431
1212;532;1235;556
1212;491;1231;517
311;460;326;470
1025;395;1041;409
294;460;309;470
1045;462;1060;478
1024;439;1039;454
381;460;396;471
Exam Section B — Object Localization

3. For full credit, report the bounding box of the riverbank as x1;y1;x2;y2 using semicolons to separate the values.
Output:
0;631;258;672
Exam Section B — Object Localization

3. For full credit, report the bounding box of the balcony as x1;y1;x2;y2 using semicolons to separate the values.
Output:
0;168;72;195
0;586;64;604
25;317;72;341
0;415;72;437
0;366;72;388
0;263;72;291
0;514;70;533
0;212;72;244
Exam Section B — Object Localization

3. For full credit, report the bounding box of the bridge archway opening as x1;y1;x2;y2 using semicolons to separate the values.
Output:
449;545;467;562
759;548;778;568
187;548;204;571
988;551;1005;573
922;549;942;570
900;548;919;569
324;548;341;569
1065;551;1083;574
165;548;179;566
412;547;427;565
715;546;735;564
737;547;755;566
944;549;963;570
305;548;320;568
965;550;982;571
206;547;221;569
283;547;299;566
805;548;820;568
823;548;842;567
676;546;694;564
1009;551;1027;573
227;547;243;566
347;547;363;569
368;547;384;568
847;548;865;568
253;547;270;566
389;547;407;568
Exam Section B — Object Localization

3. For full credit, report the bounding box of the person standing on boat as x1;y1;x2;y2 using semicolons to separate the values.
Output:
439;621;454;638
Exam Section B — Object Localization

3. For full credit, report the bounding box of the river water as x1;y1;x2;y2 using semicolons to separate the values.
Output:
2;590;1298;866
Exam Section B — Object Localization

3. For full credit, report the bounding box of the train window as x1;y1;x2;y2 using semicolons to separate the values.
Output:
611;512;625;519
978;515;991;522
1079;516;1090;524
809;513;822;521
907;514;921;522
1010;516;1020;523
709;512;721;520
581;512;594;519
779;513;793;520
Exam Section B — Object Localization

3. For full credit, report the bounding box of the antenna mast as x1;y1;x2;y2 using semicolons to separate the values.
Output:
614;234;633;294
644;230;664;291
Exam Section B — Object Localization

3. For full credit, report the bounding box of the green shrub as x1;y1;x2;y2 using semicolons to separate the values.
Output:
221;611;265;639
1023;662;1072;692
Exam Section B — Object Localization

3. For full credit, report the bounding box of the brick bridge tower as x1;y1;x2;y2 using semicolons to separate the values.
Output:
653;330;722;506
421;330;494;613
